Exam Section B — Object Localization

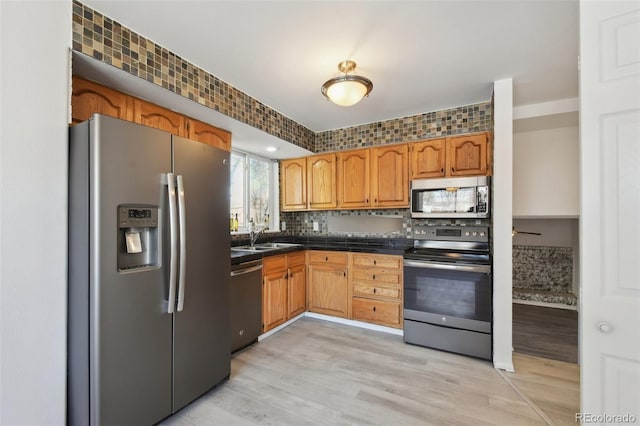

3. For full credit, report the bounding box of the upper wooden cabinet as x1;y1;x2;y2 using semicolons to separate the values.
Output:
133;99;186;137
280;158;307;211
337;149;370;209
371;144;409;208
71;77;133;124
71;76;231;151
307;153;337;209
186;118;231;151
410;132;491;178
410;138;446;179
447;133;489;176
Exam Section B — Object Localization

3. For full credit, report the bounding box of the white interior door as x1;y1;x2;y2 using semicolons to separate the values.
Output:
580;0;640;421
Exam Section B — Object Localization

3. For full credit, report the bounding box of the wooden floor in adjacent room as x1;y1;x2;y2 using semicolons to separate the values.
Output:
512;303;579;364
163;318;579;426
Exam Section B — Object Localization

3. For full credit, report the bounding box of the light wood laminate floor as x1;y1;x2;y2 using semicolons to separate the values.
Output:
164;318;579;425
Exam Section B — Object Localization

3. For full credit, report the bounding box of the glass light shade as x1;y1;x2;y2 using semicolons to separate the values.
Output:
326;79;368;107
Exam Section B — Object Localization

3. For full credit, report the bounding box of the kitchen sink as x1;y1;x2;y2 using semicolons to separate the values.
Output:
254;242;301;249
231;242;302;253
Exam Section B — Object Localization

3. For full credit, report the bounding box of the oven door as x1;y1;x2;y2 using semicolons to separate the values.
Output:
403;260;492;333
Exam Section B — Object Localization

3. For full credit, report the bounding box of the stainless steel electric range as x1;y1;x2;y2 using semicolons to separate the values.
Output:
403;224;492;360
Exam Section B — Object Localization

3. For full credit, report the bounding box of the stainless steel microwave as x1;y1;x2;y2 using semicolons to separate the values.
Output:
410;176;490;218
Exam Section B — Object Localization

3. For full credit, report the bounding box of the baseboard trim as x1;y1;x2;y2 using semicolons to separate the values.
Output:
304;312;404;336
513;299;578;311
493;361;515;373
258;313;305;341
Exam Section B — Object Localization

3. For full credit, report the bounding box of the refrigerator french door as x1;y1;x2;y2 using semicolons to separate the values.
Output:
69;114;230;425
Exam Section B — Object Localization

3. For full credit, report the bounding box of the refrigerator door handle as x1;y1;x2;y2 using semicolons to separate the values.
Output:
176;174;187;312
167;172;178;314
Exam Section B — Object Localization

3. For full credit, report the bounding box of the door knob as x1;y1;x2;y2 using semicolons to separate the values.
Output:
597;321;612;333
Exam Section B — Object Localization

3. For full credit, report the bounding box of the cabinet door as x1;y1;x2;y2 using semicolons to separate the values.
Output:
71;77;133;124
262;270;288;332
371;144;409;208
307;264;348;318
280;158;307;211
307;154;337;209
447;133;488;176
410;139;446;178
337;149;370;208
287;263;306;318
133;99;186;137
186;118;231;151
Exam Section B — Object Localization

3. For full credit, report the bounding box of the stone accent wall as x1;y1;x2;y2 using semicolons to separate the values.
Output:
513;246;573;293
72;1;315;151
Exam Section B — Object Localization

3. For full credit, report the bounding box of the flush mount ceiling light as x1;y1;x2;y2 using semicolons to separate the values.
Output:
321;60;373;107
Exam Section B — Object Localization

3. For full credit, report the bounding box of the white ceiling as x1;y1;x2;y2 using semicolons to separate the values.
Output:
82;0;579;139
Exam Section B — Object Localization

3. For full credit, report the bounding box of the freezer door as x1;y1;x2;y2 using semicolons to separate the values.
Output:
172;136;231;411
91;115;173;425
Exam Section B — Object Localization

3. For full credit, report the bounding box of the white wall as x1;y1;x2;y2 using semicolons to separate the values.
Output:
513;126;579;217
0;1;71;424
492;79;514;372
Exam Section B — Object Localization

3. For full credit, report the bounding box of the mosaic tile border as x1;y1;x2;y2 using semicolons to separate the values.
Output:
72;1;315;152
74;1;493;157
315;102;492;152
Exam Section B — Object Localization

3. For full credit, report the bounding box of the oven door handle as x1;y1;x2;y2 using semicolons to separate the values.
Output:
403;259;491;274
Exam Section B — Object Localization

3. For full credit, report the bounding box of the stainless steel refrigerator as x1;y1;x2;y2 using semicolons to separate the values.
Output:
68;114;230;425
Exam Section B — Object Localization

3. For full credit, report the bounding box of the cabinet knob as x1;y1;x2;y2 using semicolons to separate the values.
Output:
366;198;369;203
373;260;377;265
373;288;377;294
441;168;444;173
451;167;455;173
343;271;346;277
372;274;376;280
373;306;376;312
325;256;328;261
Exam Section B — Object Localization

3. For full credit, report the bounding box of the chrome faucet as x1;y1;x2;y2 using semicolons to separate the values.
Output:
249;226;264;247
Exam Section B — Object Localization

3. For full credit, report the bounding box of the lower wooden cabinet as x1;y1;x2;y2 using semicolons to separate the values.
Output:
350;253;403;329
262;251;306;333
307;251;349;318
263;250;402;331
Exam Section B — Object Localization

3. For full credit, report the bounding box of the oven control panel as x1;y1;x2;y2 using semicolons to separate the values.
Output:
412;225;489;242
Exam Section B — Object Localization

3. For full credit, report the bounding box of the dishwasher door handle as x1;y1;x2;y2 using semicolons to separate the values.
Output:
231;264;263;277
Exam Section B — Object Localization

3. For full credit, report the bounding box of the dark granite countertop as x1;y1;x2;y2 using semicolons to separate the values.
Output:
230;236;413;265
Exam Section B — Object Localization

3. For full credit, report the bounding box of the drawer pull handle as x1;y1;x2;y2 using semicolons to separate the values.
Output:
325;256;328;261
372;274;376;280
373;260;377;265
373;288;377;294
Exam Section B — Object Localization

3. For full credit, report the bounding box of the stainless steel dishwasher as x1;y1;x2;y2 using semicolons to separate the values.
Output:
230;259;263;353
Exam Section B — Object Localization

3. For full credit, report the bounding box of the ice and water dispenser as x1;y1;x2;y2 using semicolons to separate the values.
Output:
117;205;159;271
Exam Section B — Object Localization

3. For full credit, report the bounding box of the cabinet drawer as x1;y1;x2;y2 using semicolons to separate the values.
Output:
263;254;287;273
287;251;306;267
353;283;400;300
352;297;402;328
351;254;401;270
307;251;348;266
352;269;400;285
